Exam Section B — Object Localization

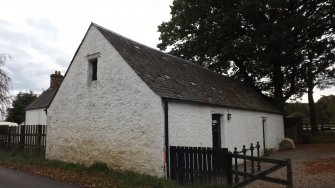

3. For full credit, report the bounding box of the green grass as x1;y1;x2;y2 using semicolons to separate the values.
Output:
0;151;231;188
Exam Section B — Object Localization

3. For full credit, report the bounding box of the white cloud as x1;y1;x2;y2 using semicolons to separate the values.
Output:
0;18;67;92
0;0;173;96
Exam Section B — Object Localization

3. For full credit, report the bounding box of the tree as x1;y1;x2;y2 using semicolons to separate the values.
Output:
285;102;310;124
298;3;335;131
158;0;335;111
302;47;335;132
6;91;38;124
316;95;335;124
0;53;11;115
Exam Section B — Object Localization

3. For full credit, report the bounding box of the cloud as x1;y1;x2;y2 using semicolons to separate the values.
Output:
0;0;174;99
0;18;69;94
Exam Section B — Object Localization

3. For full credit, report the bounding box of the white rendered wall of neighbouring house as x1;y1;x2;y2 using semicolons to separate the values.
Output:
168;100;284;153
46;25;165;176
25;108;47;125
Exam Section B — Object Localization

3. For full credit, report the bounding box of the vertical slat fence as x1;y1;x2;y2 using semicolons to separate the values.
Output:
0;125;46;158
170;146;229;185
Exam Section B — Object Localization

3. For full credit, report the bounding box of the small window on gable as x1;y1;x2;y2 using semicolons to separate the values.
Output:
90;58;98;81
87;52;100;81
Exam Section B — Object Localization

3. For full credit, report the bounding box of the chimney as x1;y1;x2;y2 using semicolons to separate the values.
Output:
50;70;63;88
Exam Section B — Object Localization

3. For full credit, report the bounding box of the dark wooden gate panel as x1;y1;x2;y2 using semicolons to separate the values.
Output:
170;146;230;185
0;125;46;158
0;126;10;150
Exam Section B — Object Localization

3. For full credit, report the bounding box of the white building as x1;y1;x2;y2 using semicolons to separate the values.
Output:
25;71;63;125
46;23;284;177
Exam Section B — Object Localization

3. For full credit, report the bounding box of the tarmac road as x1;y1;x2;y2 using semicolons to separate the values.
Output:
0;166;81;188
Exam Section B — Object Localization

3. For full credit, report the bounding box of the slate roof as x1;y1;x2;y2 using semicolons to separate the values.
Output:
94;23;281;114
25;87;58;110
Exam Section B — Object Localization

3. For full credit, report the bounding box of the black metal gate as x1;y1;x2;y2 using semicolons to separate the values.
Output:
169;146;231;185
230;143;293;188
169;143;293;187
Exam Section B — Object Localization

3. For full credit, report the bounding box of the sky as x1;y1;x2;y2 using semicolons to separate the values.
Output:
0;0;334;103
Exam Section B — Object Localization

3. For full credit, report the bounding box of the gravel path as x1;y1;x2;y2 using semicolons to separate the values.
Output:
243;144;335;188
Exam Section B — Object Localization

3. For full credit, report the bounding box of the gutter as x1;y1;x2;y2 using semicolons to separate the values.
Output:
163;97;169;178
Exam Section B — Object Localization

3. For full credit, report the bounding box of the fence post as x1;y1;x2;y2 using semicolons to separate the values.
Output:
7;127;11;151
250;143;255;173
287;159;293;188
242;145;247;173
37;125;42;156
20;125;25;153
227;151;233;186
256;141;261;171
233;147;239;184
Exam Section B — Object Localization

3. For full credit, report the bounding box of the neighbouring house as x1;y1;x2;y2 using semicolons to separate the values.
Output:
46;23;284;177
25;71;63;125
0;121;18;127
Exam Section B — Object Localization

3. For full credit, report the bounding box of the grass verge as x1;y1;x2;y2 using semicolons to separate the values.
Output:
0;151;177;188
0;151;230;188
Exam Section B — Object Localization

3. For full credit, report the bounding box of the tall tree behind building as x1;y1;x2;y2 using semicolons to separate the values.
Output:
316;95;335;124
6;91;38;124
158;0;335;114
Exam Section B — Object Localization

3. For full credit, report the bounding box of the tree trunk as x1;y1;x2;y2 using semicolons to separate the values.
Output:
306;61;318;133
273;63;285;111
308;85;318;133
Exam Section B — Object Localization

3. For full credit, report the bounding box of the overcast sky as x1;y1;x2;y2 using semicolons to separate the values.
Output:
0;0;333;103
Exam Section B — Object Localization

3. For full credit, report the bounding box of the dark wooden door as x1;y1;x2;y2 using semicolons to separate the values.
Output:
262;118;266;150
212;114;222;148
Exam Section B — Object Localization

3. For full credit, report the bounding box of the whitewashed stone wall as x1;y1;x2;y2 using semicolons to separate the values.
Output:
47;25;165;176
168;101;284;152
25;108;47;125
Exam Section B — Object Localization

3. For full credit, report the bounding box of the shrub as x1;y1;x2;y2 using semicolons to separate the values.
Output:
279;138;295;150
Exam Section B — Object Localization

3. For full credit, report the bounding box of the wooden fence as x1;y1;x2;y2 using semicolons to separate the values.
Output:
303;123;335;132
169;146;231;185
0;125;46;158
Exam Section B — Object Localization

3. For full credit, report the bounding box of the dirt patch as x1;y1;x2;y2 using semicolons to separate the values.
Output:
303;157;335;175
310;145;335;153
246;144;335;188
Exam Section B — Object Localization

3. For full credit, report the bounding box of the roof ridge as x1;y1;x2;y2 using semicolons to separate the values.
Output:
92;22;164;54
92;22;231;80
